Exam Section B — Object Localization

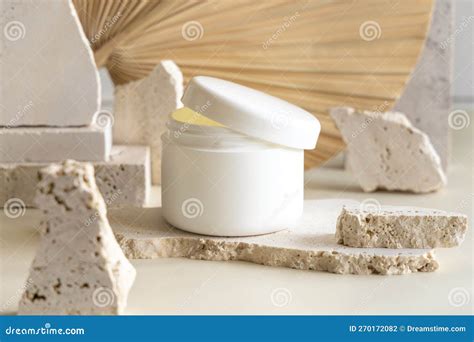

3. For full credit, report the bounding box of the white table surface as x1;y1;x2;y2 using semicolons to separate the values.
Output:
1;127;472;316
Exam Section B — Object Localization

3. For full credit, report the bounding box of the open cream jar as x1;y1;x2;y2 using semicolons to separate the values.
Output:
161;76;320;236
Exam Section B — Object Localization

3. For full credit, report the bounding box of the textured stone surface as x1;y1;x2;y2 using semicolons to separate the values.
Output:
331;107;446;193
111;199;438;276
0;145;150;208
1;0;100;126
114;61;183;184
336;206;467;249
394;0;453;169
18;161;136;315
0;125;111;163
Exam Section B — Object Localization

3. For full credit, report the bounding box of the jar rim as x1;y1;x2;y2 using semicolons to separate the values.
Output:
166;116;242;136
164;117;290;150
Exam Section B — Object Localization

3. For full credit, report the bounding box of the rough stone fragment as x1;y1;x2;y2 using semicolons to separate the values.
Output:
336;206;467;249
18;161;136;315
1;0;100;126
394;0;453;169
0;145;150;208
113;61;183;184
330;107;446;193
111;199;438;276
0;125;111;163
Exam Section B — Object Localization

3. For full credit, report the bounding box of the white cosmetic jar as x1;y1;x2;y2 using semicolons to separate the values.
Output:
161;76;320;237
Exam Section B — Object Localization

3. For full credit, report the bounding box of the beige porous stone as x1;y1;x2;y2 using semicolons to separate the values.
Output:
0;145;150;208
111;199;438;276
330;107;446;193
18;161;136;315
113;61;183;184
336;206;468;249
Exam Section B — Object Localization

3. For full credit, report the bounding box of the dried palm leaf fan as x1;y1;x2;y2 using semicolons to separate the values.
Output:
73;0;434;169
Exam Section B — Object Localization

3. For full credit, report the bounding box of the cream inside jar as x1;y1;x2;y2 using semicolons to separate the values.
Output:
161;76;319;237
167;108;279;150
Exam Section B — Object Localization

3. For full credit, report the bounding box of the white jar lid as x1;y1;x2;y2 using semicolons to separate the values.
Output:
182;76;320;150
